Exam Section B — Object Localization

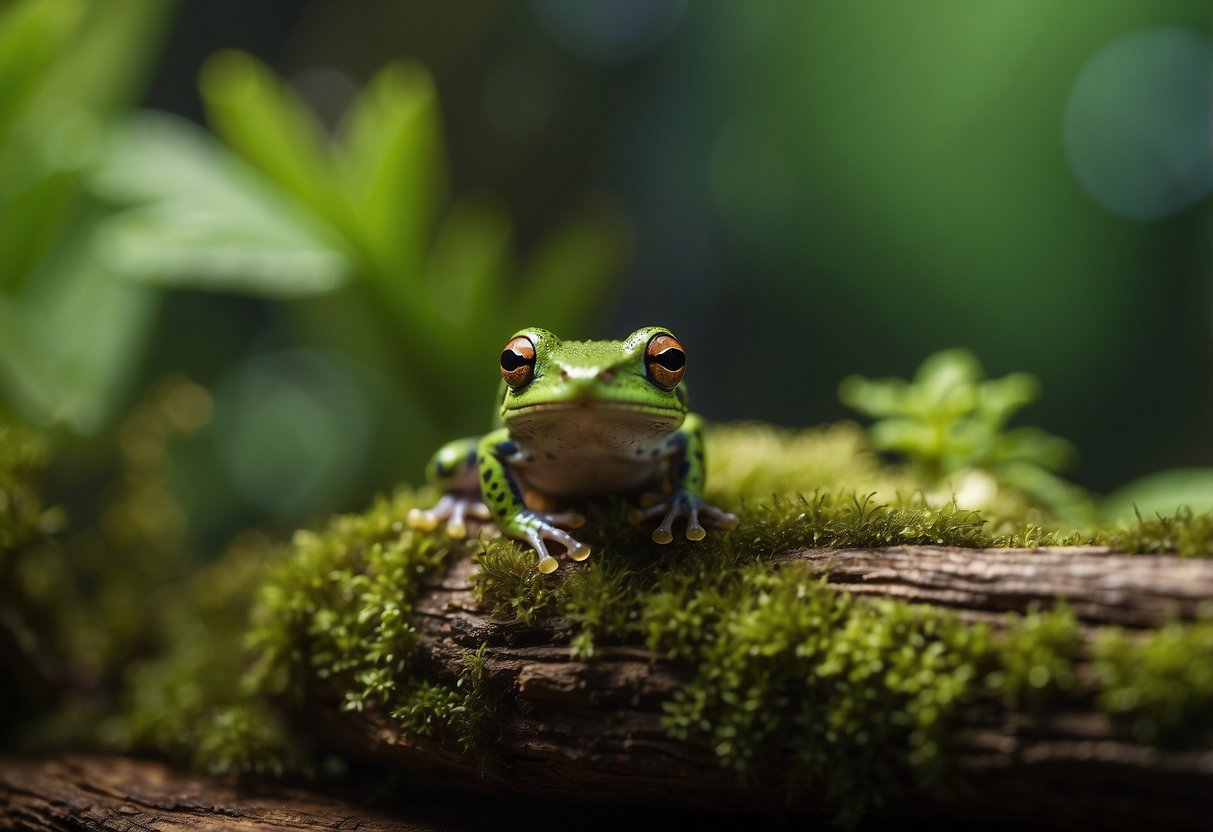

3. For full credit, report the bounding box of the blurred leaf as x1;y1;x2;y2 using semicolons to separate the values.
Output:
513;205;628;334
0;166;75;292
340;62;444;283
36;0;175;111
838;375;908;419
0;224;156;432
91;112;353;297
199;50;346;230
426;198;511;326
0;0;81;135
1103;469;1213;523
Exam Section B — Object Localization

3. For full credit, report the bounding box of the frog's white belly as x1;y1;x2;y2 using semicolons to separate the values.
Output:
519;456;661;498
505;407;679;499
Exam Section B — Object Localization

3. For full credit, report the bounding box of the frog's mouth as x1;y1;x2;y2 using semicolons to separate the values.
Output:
503;400;684;444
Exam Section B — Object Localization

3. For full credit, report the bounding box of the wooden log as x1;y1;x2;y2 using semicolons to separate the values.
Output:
302;547;1213;828
0;754;429;831
4;546;1211;829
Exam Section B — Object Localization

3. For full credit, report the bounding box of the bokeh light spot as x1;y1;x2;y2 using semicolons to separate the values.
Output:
212;350;371;518
1065;27;1213;221
531;0;686;64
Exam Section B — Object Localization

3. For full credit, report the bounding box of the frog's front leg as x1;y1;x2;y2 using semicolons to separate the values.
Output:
629;413;738;544
479;428;590;574
407;437;492;539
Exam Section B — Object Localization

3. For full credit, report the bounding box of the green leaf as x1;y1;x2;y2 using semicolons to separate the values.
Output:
36;0;175;112
340;61;445;283
0;225;156;432
0;0;82;135
0;165;75;292
90;112;353;297
1103;469;1213;523
199;49;346;230
838;376;909;418
425;198;510;326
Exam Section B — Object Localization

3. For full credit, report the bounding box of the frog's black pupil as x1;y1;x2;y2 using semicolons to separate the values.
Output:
653;349;685;371
500;349;528;371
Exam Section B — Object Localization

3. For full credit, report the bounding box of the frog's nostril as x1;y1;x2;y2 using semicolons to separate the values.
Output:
598;369;615;382
560;370;569;381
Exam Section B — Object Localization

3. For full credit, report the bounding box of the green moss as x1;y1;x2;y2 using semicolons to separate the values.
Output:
1106;506;1213;559
246;491;451;704
1094;617;1213;745
0;421;56;557
985;605;1081;713
241;490;502;768
116;536;307;776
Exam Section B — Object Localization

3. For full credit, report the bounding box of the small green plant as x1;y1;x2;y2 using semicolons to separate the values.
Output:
839;348;1092;524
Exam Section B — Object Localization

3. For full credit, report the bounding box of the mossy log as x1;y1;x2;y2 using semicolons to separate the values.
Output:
300;546;1213;829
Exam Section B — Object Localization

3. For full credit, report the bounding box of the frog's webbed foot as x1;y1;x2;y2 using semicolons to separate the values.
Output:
628;492;738;544
510;509;590;574
408;494;492;540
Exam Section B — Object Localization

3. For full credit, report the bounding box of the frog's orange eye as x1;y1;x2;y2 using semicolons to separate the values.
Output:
500;335;536;388
645;333;685;390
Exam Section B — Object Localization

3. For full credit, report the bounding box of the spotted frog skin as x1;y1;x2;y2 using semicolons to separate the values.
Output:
408;326;737;573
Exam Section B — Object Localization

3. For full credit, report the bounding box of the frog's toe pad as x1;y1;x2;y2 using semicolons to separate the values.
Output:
636;493;736;543
407;508;440;532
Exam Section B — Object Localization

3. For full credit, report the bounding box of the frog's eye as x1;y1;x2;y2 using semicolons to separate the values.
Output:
500;335;536;388
645;333;686;390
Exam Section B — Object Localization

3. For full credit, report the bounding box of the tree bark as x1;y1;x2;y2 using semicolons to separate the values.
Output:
0;754;432;832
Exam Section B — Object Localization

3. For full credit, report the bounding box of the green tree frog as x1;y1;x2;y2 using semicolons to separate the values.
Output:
408;326;737;573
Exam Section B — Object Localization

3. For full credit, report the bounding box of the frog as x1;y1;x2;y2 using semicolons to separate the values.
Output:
407;326;737;573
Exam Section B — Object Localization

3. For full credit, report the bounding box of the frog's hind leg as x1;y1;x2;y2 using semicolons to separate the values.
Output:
408;437;493;539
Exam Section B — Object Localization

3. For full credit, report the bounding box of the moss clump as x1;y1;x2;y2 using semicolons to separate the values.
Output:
1107;506;1213;559
655;566;992;823
1095;617;1213;745
0;421;57;556
985;605;1081;713
473;489;990;643
704;421;913;505
475;533;1101;823
117;534;307;776
242;490;500;760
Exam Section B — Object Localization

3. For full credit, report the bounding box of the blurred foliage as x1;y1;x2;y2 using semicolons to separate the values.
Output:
94;48;627;420
840;349;1092;526
0;379;212;746
0;420;63;734
1103;468;1213;523
1095;616;1213;745
0;0;171;433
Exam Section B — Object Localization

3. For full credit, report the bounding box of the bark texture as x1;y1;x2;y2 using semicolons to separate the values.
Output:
0;755;426;832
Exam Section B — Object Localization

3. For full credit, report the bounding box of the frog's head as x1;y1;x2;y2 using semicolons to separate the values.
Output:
497;326;689;439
